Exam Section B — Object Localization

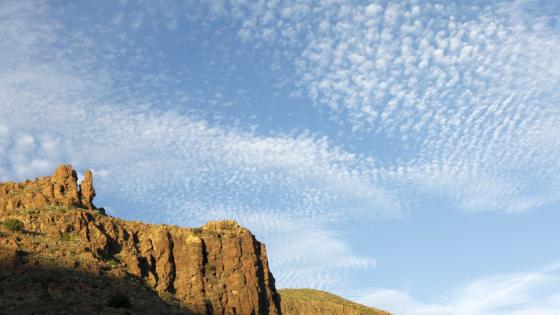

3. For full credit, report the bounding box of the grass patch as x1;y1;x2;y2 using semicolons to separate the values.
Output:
2;219;24;232
107;258;119;269
25;208;38;214
191;227;203;235
59;232;74;242
279;289;390;315
204;263;216;274
45;205;70;213
161;291;181;306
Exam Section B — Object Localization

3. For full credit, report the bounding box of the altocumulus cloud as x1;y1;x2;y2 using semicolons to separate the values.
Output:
222;0;560;213
1;0;560;305
354;263;560;315
0;0;397;292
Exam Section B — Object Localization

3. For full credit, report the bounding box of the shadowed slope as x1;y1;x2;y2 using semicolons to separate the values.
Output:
0;263;191;315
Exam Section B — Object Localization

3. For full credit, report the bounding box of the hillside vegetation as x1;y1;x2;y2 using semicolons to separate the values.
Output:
280;288;391;315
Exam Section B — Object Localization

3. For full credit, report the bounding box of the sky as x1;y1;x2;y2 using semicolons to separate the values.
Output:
0;0;559;314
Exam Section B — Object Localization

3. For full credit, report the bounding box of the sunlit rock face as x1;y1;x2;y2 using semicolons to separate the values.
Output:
0;165;281;315
0;164;100;213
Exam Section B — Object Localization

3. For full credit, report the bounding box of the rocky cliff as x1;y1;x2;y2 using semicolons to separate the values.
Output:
0;165;280;315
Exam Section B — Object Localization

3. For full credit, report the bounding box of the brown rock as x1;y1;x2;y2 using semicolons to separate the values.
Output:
0;209;281;314
0;165;392;315
0;164;101;213
0;165;281;314
79;170;96;210
51;164;80;206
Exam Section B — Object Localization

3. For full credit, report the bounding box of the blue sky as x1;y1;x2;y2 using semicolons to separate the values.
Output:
1;0;559;314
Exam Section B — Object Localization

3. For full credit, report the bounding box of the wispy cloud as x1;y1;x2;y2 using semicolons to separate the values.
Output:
0;0;393;291
1;0;559;301
268;223;376;290
354;263;560;315
0;57;390;290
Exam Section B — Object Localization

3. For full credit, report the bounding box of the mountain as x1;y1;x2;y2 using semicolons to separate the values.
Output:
0;165;279;314
0;164;389;314
279;289;390;315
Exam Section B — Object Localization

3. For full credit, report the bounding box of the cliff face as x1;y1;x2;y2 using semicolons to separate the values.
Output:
0;165;280;315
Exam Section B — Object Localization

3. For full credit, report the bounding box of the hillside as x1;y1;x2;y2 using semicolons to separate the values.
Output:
279;289;390;315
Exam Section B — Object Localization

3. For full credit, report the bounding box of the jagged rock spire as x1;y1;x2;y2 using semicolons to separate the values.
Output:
0;164;101;213
51;164;80;207
79;169;96;210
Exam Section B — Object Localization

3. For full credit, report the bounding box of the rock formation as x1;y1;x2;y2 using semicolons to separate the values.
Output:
0;164;102;214
79;169;96;210
0;165;280;314
0;164;390;315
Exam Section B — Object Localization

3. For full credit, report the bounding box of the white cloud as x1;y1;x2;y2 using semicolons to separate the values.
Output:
355;263;560;315
0;0;395;291
1;0;559;300
271;226;376;290
223;0;560;213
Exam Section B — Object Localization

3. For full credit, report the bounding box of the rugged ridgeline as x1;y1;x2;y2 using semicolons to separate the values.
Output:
279;289;390;315
0;165;280;314
0;165;99;213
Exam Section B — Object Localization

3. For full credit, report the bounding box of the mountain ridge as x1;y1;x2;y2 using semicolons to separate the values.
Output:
0;165;280;314
0;165;389;315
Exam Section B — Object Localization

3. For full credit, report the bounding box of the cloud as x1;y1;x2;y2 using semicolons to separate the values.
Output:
7;0;553;215
222;0;560;213
354;263;560;315
268;223;376;291
1;0;559;300
0;0;394;291
0;61;399;224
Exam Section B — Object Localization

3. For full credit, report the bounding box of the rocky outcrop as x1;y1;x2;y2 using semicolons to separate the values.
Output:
0;165;280;315
79;169;96;210
0;164;102;213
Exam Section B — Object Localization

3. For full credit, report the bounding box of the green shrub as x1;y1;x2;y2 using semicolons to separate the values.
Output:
161;291;178;304
107;293;132;309
3;219;24;232
107;259;119;269
60;232;73;242
205;263;216;274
